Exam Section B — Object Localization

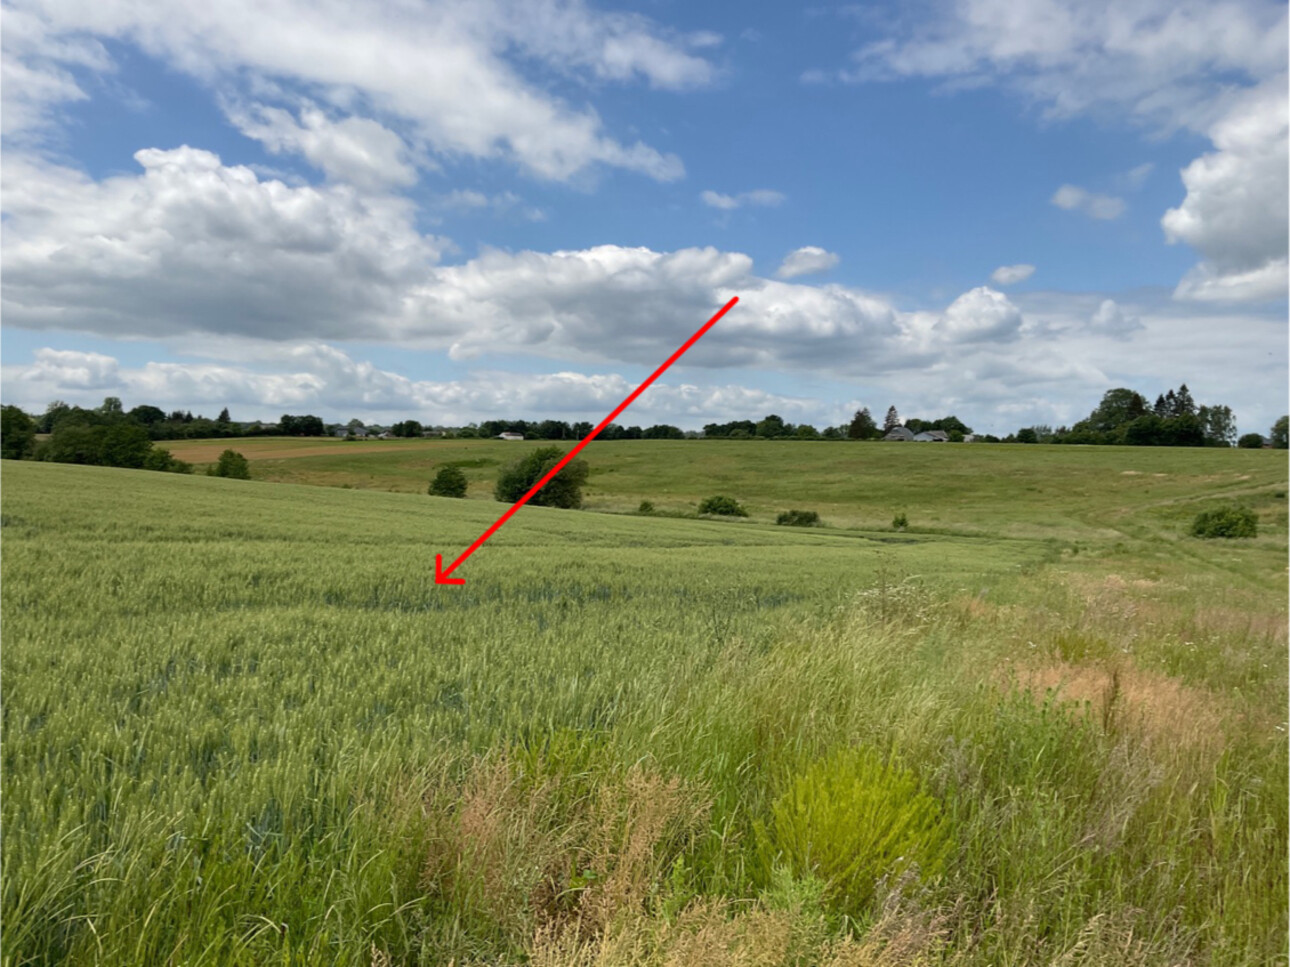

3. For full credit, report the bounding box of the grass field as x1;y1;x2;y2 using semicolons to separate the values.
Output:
3;445;1286;965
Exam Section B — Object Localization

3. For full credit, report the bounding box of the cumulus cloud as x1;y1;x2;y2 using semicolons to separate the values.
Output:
4;0;705;182
1;147;447;341
990;264;1035;286
776;246;840;279
700;189;786;210
1163;79;1289;302
1087;299;1143;339
0;344;820;427
227;102;421;191
1051;184;1125;220
835;0;1287;301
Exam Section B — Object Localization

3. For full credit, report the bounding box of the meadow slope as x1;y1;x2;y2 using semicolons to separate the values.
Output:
2;448;1286;966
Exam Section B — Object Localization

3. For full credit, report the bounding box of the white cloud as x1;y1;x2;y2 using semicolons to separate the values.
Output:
1163;79;1289;302
845;0;1286;134
838;0;1287;301
990;263;1035;286
1120;162;1154;190
1087;298;1143;339
0;344;820;427
5;0;704;182
938;287;1024;343
701;189;786;210
438;189;546;221
227;102;421;191
1;147;447;341
776;246;840;279
1051;184;1125;220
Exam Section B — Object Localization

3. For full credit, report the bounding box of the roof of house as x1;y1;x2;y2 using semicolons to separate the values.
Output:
884;426;915;441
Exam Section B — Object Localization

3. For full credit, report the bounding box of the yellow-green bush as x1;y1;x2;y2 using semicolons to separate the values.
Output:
755;747;951;919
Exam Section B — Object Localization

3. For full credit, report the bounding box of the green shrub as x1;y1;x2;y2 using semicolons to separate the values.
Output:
143;447;192;474
776;509;820;527
1238;433;1265;449
698;495;747;517
1191;504;1257;538
891;512;908;530
755;747;951;919
494;446;588;508
429;465;468;498
638;500;655;514
210;450;251;480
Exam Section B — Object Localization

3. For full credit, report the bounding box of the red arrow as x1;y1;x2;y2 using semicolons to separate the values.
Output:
435;296;740;584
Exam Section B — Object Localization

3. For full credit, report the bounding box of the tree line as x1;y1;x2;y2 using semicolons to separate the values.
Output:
1013;385;1286;449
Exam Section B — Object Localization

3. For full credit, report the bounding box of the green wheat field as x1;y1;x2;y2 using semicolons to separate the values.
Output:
3;441;1286;965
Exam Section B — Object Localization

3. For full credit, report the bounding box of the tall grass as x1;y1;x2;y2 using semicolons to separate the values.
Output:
2;461;1285;965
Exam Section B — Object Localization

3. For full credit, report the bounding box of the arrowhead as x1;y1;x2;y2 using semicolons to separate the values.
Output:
435;553;466;586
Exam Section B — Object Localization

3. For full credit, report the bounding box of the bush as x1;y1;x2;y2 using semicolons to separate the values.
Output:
494;446;588;509
698;495;747;517
210;450;251;480
1191;505;1257;539
143;448;192;474
776;509;820;527
1;405;36;460
755;747;951;919
638;500;655;514
1238;433;1265;449
429;465;468;498
891;512;908;530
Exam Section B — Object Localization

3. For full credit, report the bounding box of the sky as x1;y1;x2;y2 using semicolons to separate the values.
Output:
2;0;1287;436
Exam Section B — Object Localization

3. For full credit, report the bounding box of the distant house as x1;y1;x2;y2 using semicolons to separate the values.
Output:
883;426;915;442
963;434;978;443
333;428;348;438
377;431;395;440
498;432;525;441
913;430;949;442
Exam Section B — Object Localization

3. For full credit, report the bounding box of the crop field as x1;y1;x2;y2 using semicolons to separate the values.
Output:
3;447;1287;966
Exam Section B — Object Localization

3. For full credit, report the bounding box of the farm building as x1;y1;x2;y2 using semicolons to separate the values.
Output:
498;432;525;441
913;430;949;442
883;426;915;441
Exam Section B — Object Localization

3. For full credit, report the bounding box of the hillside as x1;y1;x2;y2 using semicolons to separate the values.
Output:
3;456;1286;965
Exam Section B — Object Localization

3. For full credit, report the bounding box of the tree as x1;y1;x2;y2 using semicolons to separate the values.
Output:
1015;427;1039;444
129;405;167;426
98;396;124;420
429;465;468;497
1088;388;1149;432
212;450;251;479
883;406;901;432
217;407;231;424
392;420;424;438
1237;433;1265;449
100;424;152;468
1272;416;1288;449
38;400;71;433
39;424;104;464
795;424;820;439
1197;405;1236;447
1175;384;1196;417
755;414;786;438
281;414;325;436
848;408;879;440
494;446;589;508
1;405;36;460
643;424;685;439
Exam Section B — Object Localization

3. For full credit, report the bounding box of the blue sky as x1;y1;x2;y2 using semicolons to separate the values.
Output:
3;0;1286;435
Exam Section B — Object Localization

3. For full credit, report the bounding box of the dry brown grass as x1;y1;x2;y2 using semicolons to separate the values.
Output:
526;893;950;967
418;755;710;947
1012;661;1225;751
